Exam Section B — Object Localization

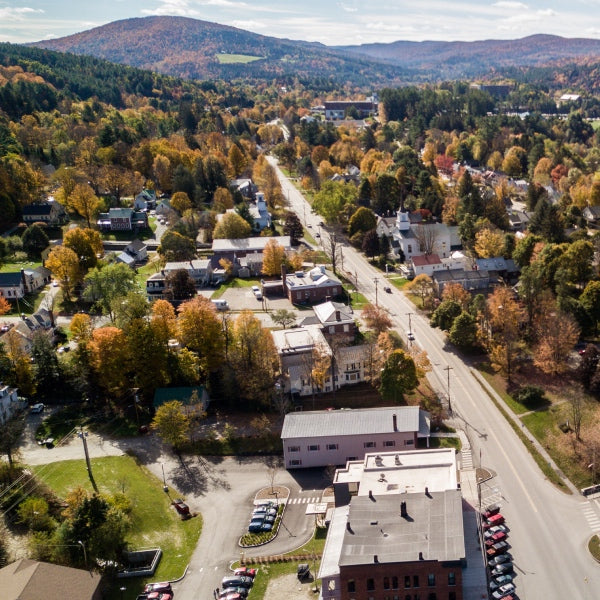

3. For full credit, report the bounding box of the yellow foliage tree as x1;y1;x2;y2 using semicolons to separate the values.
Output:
213;212;252;239
70;183;101;228
45;245;81;300
474;228;505;258
262;239;286;276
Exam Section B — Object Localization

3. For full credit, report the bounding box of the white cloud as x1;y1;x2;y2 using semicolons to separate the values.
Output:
339;2;358;12
0;7;44;21
492;1;529;9
230;19;267;30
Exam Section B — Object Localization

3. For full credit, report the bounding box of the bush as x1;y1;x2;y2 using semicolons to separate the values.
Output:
513;385;546;407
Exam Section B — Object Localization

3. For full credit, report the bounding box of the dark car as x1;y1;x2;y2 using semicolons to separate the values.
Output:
222;575;253;589
172;498;190;517
486;541;509;557
248;519;265;533
490;574;513;591
384;286;392;293
488;553;512;568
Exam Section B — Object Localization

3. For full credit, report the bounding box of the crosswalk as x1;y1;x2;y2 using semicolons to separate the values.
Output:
582;501;600;532
287;496;320;504
461;446;474;470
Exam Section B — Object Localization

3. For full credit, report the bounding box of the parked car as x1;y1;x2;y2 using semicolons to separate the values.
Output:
486;541;509;557
30;403;44;414
146;593;173;600
483;513;505;529
484;525;508;538
384;286;392;293
143;582;172;594
248;519;265;533
172;498;190;517
485;531;507;545
490;563;514;577
219;589;247;599
260;521;273;532
222;575;253;589
490;574;513;591
482;504;501;519
491;582;516;599
488;553;512;568
233;567;257;579
251;285;262;300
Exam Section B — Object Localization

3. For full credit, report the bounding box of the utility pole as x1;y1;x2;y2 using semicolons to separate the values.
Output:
374;278;379;306
79;428;97;492
406;312;413;334
444;366;453;414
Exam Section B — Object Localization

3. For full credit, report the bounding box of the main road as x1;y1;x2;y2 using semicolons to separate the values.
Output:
269;156;600;599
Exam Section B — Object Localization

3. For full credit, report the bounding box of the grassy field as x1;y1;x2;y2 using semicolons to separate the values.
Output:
32;455;202;599
135;256;162;289
0;260;42;273
211;278;257;299
215;53;263;64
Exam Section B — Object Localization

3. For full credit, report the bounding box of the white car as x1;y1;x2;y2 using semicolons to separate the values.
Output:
252;286;263;300
407;331;415;341
30;403;44;414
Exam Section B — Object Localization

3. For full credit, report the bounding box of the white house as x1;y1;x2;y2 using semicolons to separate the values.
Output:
410;253;444;277
0;384;23;425
248;192;272;232
281;406;430;469
134;189;157;211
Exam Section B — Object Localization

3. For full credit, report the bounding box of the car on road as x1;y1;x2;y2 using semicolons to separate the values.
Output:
488;553;512;567
384;286;392;293
490;562;514;577
251;285;262;300
30;403;44;414
491;582;516;599
490;574;513;591
483;513;505;528
314;232;320;238
484;525;508;538
407;331;415;341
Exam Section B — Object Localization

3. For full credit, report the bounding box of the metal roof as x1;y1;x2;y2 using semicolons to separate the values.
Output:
281;406;422;439
339;490;465;566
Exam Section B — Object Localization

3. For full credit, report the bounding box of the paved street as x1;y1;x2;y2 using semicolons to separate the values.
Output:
269;156;600;599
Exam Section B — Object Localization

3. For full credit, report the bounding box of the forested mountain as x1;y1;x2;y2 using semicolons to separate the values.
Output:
30;16;408;87
30;17;600;85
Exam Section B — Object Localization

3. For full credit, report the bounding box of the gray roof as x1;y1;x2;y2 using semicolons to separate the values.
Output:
281;406;423;440
339;491;465;566
0;272;23;287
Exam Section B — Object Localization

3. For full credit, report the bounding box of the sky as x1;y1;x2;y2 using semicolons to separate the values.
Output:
2;0;600;46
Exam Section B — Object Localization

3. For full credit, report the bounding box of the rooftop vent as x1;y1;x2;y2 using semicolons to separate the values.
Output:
378;473;387;482
395;454;401;465
419;551;424;561
374;554;379;563
400;501;408;518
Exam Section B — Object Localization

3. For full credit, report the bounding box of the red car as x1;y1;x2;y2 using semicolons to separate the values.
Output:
482;504;501;519
486;541;509;557
233;567;257;579
485;531;507;546
146;593;173;600
483;513;505;529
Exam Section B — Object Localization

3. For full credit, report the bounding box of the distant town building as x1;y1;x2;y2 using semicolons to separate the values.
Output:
22;201;67;226
324;99;378;120
97;208;148;231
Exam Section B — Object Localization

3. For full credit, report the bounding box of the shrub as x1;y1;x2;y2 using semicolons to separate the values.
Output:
513;385;546;407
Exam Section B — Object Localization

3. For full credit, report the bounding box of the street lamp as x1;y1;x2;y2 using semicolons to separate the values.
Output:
161;463;168;493
373;278;379;306
120;586;126;600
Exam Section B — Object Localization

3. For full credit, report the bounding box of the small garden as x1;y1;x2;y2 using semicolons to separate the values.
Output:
239;504;285;547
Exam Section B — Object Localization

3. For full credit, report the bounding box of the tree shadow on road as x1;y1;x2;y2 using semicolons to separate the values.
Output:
169;454;231;496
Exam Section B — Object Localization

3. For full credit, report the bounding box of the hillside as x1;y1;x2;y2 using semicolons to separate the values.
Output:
30;16;408;87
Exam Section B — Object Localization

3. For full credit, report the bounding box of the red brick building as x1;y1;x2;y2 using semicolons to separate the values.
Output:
283;266;343;305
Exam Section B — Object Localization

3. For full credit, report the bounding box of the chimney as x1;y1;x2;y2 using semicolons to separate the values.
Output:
20;268;27;292
374;554;379;563
400;501;407;518
425;486;430;497
419;551;424;561
335;310;341;321
368;490;374;501
393;413;397;431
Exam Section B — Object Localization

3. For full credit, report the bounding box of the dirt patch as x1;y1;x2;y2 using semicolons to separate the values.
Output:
264;572;317;600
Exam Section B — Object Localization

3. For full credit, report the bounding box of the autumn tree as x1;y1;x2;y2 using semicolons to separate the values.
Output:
158;230;196;262
312;180;357;226
0;297;11;316
22;224;49;257
407;274;435;310
229;310;278;408
362;302;393;335
430;300;461;331
213;211;251;239
228;144;246;177
2;329;36;395
170;191;192;214
283;212;304;245
152;400;191;450
348;206;377;237
442;282;471;311
177;296;225;374
213;187;234;212
46;245;81;300
379;349;418;402
164;269;197;303
63;227;103;271
83;263;136;322
533;308;580;375
262;239;286;276
89;327;130;396
474;228;504;258
151;299;177;347
69;183;101;228
322;229;343;274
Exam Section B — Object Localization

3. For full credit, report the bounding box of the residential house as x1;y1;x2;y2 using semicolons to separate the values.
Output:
335;344;370;387
272;325;334;397
237;253;264;277
248;192;272;232
324;100;378;120
230;178;258;199
410;253;444;277
146;271;167;300
22;201;67;226
300;300;356;338
0;272;26;300
8;309;55;353
0;384;24;425
116;239;148;267
583;205;600;226
145;259;212;300
281;406;430;469
153;386;210;415
212;236;291;261
97;208;148;231
134;189;157;211
283;266;343;305
23;266;52;291
0;559;103;600
156;198;174;216
475;257;520;284
319;449;467;600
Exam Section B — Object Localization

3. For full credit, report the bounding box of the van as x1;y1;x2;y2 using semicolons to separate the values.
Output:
211;299;229;311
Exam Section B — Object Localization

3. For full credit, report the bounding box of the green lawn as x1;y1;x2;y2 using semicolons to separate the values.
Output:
135;257;162;288
0;260;42;273
215;53;264;64
211;278;257;299
32;455;202;598
389;277;410;290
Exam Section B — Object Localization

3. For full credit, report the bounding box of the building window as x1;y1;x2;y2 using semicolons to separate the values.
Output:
408;244;413;253
413;575;419;587
448;573;456;586
405;596;412;600
308;445;320;451
328;580;336;591
288;446;300;452
347;580;356;593
404;575;411;588
427;594;436;600
329;326;335;334
326;444;338;450
367;578;375;591
364;441;376;448
347;456;357;461
289;459;302;466
384;577;390;590
405;439;414;446
384;440;396;447
344;324;349;332
427;574;435;587
449;593;456;600
392;576;398;589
